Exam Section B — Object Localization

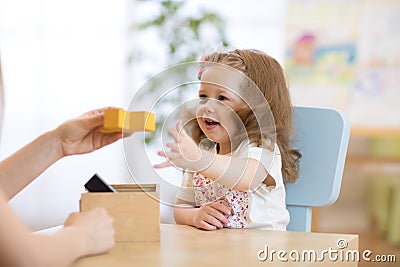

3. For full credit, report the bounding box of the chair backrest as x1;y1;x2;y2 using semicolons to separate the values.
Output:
285;107;351;232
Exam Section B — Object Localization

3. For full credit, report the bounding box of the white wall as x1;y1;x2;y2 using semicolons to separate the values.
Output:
209;0;288;63
0;0;132;230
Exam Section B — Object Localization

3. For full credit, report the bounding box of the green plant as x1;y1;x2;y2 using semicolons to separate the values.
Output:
129;0;230;143
130;0;229;66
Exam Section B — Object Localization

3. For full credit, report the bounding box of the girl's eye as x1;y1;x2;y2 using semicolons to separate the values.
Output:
218;95;228;101
199;94;207;99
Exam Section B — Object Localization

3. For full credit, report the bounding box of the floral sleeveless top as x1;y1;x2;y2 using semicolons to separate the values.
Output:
193;173;250;228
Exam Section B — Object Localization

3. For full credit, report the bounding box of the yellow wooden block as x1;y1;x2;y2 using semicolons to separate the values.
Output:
100;109;127;133
100;109;155;133
80;184;160;242
128;111;156;132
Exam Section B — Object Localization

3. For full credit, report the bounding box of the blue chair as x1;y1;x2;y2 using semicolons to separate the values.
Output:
285;107;351;232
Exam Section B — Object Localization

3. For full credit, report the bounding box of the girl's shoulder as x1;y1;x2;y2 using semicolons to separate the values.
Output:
234;141;281;159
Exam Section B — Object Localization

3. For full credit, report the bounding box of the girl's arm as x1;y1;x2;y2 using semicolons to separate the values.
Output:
173;172;199;226
0;107;122;199
154;121;273;191
0;191;114;267
193;152;271;191
173;200;197;226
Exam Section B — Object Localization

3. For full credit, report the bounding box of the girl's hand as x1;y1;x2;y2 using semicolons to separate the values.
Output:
64;208;115;255
55;107;123;157
154;121;213;170
192;202;232;231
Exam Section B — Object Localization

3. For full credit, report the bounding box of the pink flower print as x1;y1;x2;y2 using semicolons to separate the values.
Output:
193;173;250;228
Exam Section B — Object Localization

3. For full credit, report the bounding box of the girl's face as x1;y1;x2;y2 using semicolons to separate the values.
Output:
196;66;246;153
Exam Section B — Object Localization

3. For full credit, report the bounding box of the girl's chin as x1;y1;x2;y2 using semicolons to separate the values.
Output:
203;134;227;144
200;126;229;142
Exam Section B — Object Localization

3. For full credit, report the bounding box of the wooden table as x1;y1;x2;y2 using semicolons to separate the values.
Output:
72;224;358;266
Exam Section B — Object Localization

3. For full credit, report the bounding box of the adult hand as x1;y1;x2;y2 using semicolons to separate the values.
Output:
64;208;115;255
55;107;123;157
192;202;232;231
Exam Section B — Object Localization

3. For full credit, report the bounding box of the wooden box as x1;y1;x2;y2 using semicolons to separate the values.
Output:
80;184;160;242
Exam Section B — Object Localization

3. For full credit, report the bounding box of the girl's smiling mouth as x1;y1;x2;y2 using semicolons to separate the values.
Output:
202;117;221;130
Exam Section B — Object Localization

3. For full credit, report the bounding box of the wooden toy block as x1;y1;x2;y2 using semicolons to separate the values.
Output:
80;184;160;242
128;111;155;132
100;109;127;133
100;109;155;133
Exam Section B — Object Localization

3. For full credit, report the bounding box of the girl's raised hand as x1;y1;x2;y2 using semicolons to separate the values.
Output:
154;121;204;170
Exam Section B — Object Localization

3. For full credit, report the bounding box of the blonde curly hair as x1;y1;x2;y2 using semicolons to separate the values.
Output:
187;49;301;183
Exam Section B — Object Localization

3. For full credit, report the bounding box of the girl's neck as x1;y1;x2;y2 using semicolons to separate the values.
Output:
218;142;231;155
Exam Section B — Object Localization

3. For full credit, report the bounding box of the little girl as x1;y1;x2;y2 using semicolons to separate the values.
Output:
154;49;301;231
